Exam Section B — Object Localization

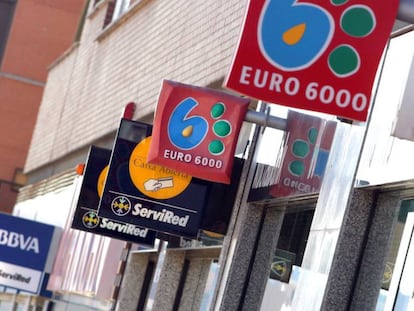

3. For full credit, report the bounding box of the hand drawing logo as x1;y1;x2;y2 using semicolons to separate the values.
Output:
82;211;99;229
111;196;132;216
129;136;192;200
168;99;232;156
259;0;375;77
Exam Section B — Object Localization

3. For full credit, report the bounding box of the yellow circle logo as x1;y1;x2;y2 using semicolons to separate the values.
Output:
129;136;192;199
97;165;109;198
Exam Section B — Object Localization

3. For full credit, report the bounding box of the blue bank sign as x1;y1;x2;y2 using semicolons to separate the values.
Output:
0;213;60;293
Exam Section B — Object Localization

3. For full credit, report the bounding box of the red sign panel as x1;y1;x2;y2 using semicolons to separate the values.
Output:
147;80;250;184
270;111;336;197
225;0;399;121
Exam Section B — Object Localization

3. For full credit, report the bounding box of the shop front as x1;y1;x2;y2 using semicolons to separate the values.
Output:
231;26;414;311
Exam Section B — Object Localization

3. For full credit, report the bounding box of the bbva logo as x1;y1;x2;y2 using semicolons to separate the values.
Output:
0;229;40;254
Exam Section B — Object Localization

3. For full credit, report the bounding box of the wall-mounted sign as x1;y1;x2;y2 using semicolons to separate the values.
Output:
147;80;249;184
225;0;399;121
270;111;336;197
0;213;60;294
249;111;336;201
270;249;296;283
72;146;156;246
99;119;214;238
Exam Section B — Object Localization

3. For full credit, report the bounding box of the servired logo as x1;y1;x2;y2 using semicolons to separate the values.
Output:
148;80;249;184
82;211;99;229
111;196;132;216
225;0;399;121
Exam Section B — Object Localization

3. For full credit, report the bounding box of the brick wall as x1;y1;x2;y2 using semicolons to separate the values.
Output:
0;0;85;211
2;0;86;81
25;0;247;173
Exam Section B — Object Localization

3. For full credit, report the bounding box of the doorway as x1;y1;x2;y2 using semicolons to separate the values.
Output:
378;200;414;310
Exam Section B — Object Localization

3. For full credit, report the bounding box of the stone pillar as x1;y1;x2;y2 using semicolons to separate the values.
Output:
115;250;157;311
242;206;286;310
178;258;212;311
148;246;222;311
179;248;221;311
321;188;400;310
151;250;186;311
321;188;376;310
350;192;400;310
211;202;267;311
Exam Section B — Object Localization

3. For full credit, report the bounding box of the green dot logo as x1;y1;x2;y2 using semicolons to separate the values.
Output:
328;3;375;77
209;140;224;155
288;127;318;176
208;102;232;156
213;120;231;137
289;160;305;176
211;102;225;119
292;140;309;158
331;0;349;5
328;45;359;77
308;127;318;144
341;6;375;37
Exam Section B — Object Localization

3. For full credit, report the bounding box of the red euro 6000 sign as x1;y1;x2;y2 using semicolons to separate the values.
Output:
225;0;399;121
147;80;249;184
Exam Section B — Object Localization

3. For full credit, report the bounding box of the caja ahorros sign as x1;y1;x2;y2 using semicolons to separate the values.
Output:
249;111;336;202
270;110;336;197
147;80;249;184
98;120;205;238
0;213;60;293
71;146;156;246
225;0;399;121
98;119;243;238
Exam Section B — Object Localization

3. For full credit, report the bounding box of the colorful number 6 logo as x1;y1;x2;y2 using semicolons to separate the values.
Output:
168;98;208;150
259;0;333;71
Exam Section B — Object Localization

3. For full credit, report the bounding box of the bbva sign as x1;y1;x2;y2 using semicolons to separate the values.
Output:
0;229;40;253
0;213;60;272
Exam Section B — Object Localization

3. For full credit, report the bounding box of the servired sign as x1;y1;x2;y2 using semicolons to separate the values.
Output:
71;146;156;246
98;119;206;238
225;0;399;121
147;80;249;184
98;119;244;238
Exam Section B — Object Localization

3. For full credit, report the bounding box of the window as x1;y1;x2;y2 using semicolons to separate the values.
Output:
0;0;17;66
113;0;130;20
103;0;131;28
260;208;315;311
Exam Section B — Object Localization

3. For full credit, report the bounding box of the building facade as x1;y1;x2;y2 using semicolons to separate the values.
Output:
9;0;414;310
0;0;86;213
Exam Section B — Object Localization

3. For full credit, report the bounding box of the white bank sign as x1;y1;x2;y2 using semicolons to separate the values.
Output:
0;213;61;294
